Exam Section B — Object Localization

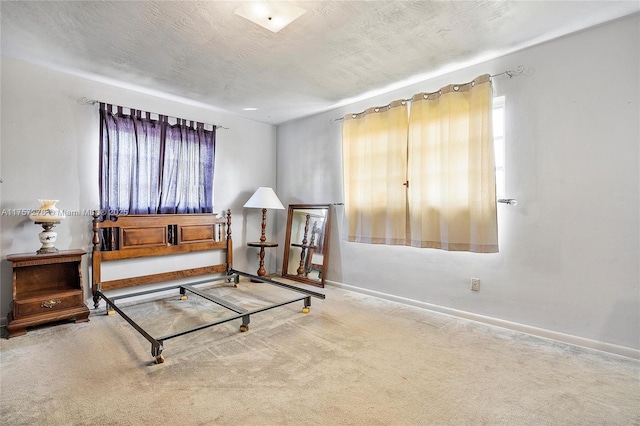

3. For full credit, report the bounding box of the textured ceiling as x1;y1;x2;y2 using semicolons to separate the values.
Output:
1;1;638;124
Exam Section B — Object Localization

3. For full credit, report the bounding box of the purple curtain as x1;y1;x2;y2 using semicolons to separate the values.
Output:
159;119;215;213
99;104;215;216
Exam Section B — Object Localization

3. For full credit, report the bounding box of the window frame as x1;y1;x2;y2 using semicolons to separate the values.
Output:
493;95;506;200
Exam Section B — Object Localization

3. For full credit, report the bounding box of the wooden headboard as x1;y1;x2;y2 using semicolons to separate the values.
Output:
91;210;232;308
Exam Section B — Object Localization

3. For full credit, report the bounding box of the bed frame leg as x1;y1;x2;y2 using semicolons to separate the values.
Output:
179;287;188;301
152;343;164;364
239;315;250;332
106;302;116;316
302;296;311;314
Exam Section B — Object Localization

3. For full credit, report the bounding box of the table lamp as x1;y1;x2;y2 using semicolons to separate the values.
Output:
28;199;66;254
244;187;284;276
244;187;285;242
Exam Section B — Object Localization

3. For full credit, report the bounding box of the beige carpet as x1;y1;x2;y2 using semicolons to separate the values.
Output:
1;279;638;425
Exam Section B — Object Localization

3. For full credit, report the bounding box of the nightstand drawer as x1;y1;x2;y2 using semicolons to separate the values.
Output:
14;289;84;318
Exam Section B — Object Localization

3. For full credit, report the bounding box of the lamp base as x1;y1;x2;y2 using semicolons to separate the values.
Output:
36;222;60;254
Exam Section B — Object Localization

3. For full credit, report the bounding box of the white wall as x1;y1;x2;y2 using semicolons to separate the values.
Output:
276;15;640;355
0;57;279;317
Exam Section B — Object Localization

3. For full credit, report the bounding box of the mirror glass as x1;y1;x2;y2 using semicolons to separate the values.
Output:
282;204;331;287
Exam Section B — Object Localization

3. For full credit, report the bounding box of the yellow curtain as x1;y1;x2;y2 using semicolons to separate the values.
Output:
407;74;498;252
342;100;408;244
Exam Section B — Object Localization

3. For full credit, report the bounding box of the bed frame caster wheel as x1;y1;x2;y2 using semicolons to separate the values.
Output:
239;325;249;332
107;309;116;316
180;295;188;301
155;354;165;364
302;307;310;314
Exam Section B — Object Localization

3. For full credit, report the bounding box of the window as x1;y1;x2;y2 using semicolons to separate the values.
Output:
99;103;216;216
493;96;506;199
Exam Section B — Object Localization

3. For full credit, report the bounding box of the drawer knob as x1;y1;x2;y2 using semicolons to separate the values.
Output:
41;299;61;309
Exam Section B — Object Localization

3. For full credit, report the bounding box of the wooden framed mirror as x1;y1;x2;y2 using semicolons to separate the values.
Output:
282;204;331;287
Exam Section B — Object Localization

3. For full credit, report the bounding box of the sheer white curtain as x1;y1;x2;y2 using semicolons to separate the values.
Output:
342;100;408;245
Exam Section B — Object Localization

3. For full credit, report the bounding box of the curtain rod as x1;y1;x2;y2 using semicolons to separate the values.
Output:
77;97;230;130
490;65;525;79
331;66;525;123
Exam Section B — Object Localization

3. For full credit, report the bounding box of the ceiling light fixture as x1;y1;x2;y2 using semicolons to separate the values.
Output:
234;2;306;33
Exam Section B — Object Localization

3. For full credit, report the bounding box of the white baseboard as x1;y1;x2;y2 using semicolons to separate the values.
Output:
325;279;640;360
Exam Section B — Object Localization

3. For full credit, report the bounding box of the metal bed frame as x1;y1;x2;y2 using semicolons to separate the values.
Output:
91;210;325;364
97;269;324;364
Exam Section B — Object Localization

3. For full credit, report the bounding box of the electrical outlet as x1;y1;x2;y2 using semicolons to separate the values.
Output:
470;278;480;291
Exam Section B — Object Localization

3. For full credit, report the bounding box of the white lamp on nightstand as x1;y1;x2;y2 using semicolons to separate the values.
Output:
28;199;66;254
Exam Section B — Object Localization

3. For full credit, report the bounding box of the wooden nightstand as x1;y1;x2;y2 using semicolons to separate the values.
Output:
6;249;90;338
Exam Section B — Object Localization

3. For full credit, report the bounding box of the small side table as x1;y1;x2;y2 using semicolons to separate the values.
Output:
6;249;90;338
247;241;278;277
